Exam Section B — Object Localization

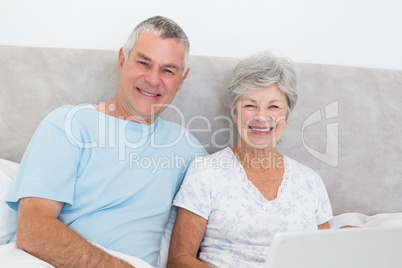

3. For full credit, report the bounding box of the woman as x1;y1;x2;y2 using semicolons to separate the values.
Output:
167;51;333;268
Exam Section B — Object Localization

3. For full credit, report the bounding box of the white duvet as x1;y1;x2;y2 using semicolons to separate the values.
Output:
329;212;402;229
2;157;402;267
1;212;401;268
0;242;153;268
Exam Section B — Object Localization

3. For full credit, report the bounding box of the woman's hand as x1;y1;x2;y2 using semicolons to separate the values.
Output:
318;221;330;229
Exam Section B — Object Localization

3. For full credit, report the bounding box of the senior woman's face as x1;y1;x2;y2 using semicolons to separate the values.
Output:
235;84;288;149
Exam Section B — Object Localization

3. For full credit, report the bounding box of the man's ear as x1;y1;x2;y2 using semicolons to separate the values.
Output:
177;68;190;92
118;48;125;73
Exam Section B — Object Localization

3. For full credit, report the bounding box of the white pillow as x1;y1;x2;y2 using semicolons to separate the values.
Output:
0;158;19;244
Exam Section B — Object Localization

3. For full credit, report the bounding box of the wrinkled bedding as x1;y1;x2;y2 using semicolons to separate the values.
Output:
1;212;401;267
0;242;153;268
329;212;402;229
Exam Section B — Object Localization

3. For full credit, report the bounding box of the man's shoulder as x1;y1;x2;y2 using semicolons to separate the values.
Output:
157;118;188;132
156;118;206;151
43;104;95;125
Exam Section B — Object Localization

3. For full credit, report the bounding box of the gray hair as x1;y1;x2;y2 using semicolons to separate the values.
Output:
228;51;298;119
122;16;190;75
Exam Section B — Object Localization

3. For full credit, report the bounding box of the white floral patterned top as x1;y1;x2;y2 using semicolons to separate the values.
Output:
173;147;333;268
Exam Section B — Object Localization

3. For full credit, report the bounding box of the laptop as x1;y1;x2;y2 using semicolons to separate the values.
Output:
264;226;402;268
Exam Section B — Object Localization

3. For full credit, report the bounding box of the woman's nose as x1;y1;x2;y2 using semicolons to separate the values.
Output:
253;110;278;125
256;108;273;119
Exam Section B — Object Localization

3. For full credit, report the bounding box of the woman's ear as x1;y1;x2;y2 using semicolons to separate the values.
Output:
228;101;237;122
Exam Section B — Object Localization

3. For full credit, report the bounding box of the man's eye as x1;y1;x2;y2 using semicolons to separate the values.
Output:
164;69;174;74
138;61;148;66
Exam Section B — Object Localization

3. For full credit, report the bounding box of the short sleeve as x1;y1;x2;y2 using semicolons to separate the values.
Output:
173;157;214;220
6;108;81;210
314;175;333;224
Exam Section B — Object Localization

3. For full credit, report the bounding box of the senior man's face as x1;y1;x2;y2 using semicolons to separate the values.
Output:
235;84;288;149
116;32;188;124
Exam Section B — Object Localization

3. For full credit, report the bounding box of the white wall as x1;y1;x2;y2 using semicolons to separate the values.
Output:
1;0;401;70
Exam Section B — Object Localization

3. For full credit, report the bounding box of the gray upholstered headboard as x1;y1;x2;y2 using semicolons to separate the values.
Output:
1;45;401;215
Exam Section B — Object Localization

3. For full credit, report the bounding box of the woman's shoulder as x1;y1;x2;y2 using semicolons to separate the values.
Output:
284;155;321;179
186;148;240;185
191;147;236;169
183;148;242;196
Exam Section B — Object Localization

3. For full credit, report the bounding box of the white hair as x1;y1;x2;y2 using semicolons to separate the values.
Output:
228;51;298;119
122;16;190;75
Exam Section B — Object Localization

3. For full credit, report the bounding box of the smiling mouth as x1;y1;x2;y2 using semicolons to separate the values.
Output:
249;126;273;133
138;88;160;97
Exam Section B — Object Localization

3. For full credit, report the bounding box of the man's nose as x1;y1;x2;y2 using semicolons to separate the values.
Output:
144;68;160;87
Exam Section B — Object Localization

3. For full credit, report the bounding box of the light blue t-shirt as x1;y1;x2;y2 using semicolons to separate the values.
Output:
6;104;207;267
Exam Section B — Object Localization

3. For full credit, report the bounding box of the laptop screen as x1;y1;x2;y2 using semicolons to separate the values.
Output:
264;227;402;268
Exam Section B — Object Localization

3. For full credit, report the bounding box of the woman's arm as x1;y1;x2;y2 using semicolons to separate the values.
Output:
319;221;359;229
318;221;330;229
167;207;210;268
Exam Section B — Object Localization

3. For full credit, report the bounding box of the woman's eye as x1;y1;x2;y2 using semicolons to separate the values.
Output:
270;105;279;109
244;105;255;108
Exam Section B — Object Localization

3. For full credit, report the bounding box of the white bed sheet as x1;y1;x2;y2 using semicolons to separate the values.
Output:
0;242;153;268
329;212;402;229
1;212;401;267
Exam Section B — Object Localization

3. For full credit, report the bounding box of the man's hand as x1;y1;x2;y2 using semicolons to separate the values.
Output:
16;197;134;268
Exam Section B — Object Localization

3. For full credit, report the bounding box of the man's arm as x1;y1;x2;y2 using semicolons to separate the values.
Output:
16;197;134;268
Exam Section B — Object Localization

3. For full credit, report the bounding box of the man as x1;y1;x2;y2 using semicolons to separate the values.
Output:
6;16;206;267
